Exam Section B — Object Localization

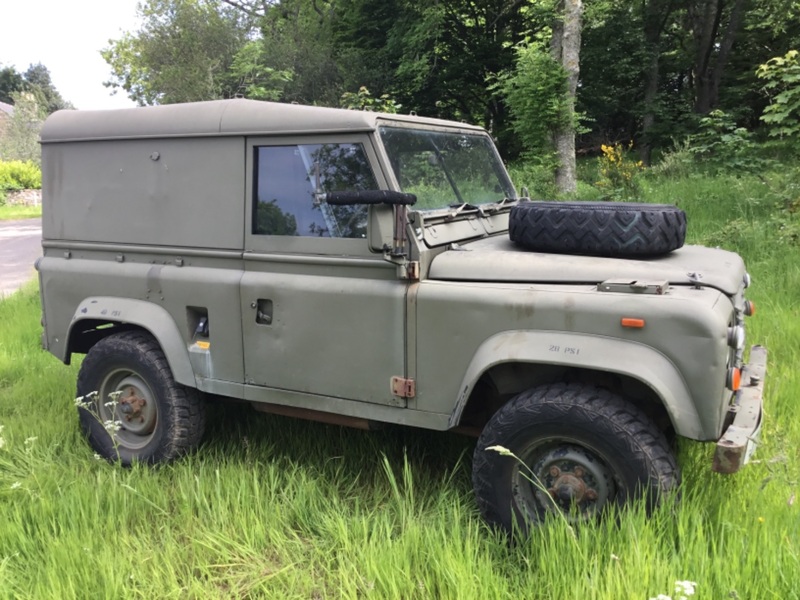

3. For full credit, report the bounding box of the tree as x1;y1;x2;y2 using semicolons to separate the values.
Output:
23;63;72;113
757;49;800;138
501;43;569;169
0;92;46;164
0;65;25;106
549;0;583;193
0;63;71;114
102;0;250;105
689;0;748;114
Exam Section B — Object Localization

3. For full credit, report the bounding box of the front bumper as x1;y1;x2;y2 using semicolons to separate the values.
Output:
712;345;767;474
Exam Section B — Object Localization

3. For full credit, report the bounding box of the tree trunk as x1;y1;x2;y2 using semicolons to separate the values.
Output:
691;0;746;114
639;0;676;165
550;0;582;194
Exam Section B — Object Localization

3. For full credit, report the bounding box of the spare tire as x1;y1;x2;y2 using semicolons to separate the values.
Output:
509;201;687;257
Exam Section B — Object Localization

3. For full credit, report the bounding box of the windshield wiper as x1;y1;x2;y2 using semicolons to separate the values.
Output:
444;202;481;221
482;197;519;214
429;140;465;205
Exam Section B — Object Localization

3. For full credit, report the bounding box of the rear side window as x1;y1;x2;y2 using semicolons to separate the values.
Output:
253;143;378;238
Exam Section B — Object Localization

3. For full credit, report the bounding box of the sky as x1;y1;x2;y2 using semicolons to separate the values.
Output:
0;0;141;110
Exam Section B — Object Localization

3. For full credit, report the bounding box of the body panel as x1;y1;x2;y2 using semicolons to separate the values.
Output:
429;235;747;296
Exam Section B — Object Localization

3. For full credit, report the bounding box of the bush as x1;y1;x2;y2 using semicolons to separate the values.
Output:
594;142;644;200
0;160;42;191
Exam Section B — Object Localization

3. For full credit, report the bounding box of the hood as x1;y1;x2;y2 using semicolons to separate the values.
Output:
428;235;746;295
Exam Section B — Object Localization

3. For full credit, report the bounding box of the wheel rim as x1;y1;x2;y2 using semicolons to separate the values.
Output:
512;439;617;523
97;369;158;451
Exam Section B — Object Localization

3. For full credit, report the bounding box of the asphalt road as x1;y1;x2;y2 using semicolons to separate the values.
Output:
0;218;42;297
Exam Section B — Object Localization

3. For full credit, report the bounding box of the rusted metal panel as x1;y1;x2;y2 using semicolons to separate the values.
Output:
712;345;767;474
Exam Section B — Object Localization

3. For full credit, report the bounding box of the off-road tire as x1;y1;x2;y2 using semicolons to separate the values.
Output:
77;331;206;465
472;383;679;535
509;201;687;257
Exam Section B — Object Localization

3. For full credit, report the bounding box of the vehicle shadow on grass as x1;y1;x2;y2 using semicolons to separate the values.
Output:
200;399;476;492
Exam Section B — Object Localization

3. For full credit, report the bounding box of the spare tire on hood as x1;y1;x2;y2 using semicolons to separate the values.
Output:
508;201;687;257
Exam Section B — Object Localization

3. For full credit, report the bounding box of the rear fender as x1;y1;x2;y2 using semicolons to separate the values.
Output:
449;330;702;439
66;297;195;387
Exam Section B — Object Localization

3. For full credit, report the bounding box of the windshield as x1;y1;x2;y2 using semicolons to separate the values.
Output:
379;126;516;211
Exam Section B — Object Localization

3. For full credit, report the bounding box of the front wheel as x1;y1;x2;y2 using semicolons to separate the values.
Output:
472;383;679;534
76;331;206;465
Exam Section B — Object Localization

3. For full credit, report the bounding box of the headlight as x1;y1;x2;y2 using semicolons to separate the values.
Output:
727;325;745;350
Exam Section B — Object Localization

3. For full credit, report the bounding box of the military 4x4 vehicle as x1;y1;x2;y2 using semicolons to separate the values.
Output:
38;99;765;532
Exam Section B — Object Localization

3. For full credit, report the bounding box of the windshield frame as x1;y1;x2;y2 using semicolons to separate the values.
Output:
376;122;517;213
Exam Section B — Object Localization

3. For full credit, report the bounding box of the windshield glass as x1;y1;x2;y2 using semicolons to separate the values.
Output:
379;126;516;211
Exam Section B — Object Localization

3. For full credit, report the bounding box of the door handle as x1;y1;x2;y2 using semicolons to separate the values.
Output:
254;299;273;325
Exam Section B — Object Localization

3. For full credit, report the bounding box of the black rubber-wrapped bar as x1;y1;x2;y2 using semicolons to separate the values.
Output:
323;190;417;206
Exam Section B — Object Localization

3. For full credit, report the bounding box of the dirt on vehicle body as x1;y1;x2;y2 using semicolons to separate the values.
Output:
37;99;765;532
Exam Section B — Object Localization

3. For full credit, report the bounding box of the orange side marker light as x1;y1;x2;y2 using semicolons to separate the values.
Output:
726;367;741;391
621;318;646;329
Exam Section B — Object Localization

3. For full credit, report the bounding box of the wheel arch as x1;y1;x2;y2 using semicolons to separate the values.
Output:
448;330;702;439
65;297;196;387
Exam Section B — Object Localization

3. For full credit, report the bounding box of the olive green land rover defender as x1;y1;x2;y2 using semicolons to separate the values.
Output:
38;100;765;532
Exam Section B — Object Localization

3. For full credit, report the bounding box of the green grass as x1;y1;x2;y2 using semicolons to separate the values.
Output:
0;203;41;221
1;165;799;598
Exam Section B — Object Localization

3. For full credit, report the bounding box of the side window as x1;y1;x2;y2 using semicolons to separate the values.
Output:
253;143;378;238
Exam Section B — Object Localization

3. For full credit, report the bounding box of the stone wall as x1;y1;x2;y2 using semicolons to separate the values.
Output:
4;189;42;206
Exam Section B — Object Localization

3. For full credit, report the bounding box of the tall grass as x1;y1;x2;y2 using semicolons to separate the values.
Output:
1;165;799;598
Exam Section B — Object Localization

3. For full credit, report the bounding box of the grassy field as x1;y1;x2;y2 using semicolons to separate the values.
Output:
0;204;42;221
1;166;799;599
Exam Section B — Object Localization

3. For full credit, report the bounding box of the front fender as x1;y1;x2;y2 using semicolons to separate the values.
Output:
66;297;196;387
448;330;703;439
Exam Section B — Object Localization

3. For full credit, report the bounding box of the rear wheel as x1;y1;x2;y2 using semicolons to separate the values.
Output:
77;331;206;465
472;382;678;534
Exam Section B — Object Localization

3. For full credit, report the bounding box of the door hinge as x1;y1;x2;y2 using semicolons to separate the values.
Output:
391;376;416;399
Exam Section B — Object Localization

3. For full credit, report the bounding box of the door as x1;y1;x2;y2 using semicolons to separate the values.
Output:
240;134;408;406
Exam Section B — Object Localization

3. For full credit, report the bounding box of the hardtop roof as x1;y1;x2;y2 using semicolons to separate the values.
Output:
40;98;486;143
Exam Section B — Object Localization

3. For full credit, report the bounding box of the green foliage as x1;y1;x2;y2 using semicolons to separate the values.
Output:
757;50;800;138
229;41;293;101
21;63;72;113
685;110;765;172
0;160;42;191
506;161;559;198
594;142;644;200
0;65;24;106
0;93;45;165
340;86;401;113
0;63;70;114
101;0;250;105
499;43;569;168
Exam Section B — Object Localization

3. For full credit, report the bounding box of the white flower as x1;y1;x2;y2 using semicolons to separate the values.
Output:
24;437;37;446
93;453;103;461
108;391;124;401
675;580;697;598
103;420;122;433
649;595;671;600
10;482;22;490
